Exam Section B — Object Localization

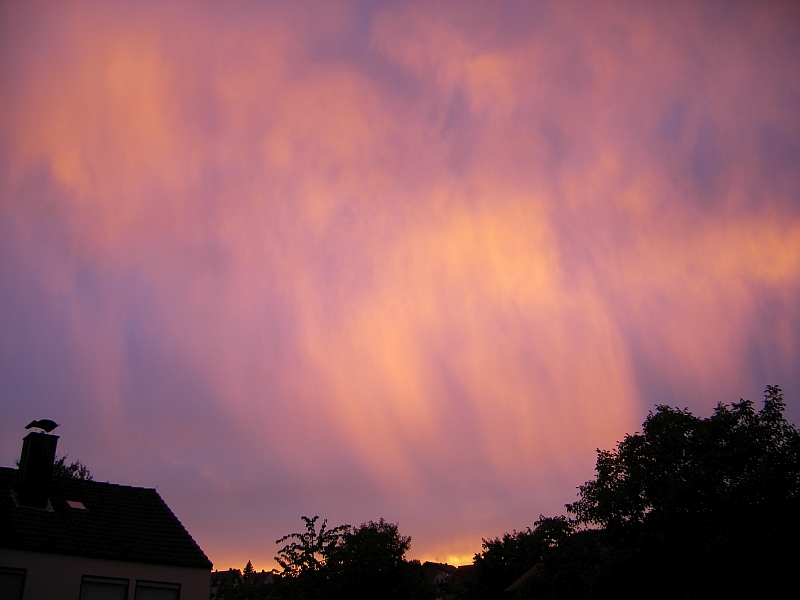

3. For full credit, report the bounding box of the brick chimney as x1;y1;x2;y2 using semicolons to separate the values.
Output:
18;432;59;508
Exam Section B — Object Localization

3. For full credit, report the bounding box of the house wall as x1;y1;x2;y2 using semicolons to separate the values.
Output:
0;548;210;600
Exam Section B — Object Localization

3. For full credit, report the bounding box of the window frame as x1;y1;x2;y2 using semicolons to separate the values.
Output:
0;566;27;600
79;574;130;600
134;579;181;600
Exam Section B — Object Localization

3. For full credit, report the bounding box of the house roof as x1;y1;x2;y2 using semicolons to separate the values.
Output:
422;561;458;573
244;571;275;587
211;569;242;586
505;562;541;592
0;467;212;570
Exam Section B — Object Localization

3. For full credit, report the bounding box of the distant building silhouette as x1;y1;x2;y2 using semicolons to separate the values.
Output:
209;567;274;599
422;561;458;586
422;560;474;596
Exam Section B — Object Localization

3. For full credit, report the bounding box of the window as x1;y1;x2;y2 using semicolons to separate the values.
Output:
0;566;26;600
79;576;129;600
134;580;180;600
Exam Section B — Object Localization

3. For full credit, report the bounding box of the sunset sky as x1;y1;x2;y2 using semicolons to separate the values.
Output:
1;0;799;570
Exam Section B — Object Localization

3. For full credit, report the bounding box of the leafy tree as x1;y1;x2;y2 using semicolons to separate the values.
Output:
472;386;800;599
53;454;93;480
567;385;800;530
324;519;416;600
557;384;799;597
15;453;93;480
273;517;435;600
275;515;349;578
465;516;572;600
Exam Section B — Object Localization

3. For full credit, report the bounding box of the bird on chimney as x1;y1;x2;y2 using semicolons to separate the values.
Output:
25;419;59;433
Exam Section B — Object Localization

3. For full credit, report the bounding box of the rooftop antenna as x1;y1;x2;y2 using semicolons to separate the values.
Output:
25;419;59;433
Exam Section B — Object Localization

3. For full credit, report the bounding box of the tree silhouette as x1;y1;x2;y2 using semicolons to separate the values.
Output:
324;519;413;600
567;385;800;531
273;517;435;600
466;516;572;599
53;454;93;480
14;453;93;480
470;386;800;599
275;516;349;578
243;560;255;578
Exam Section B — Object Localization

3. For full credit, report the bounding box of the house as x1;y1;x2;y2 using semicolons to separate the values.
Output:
243;570;274;590
505;562;541;593
422;561;458;585
209;569;242;599
420;561;474;599
0;428;213;599
452;564;474;586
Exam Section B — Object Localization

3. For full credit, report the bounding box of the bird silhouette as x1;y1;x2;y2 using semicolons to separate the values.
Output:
25;419;59;433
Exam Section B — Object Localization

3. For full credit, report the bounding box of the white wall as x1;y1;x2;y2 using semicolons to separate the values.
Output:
0;549;210;600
